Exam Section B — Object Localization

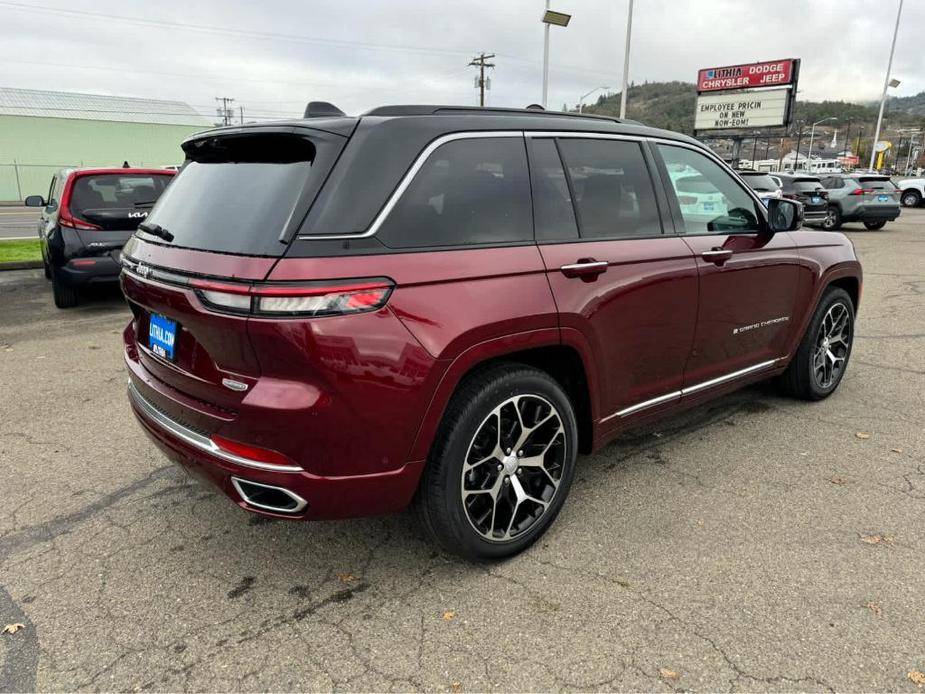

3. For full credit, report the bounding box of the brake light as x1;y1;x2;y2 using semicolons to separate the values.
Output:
59;208;102;230
678;195;697;205
850;188;875;196
782;193;799;200
211;435;294;468
189;278;394;317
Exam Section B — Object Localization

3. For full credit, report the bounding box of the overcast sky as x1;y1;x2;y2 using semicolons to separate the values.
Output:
1;0;922;121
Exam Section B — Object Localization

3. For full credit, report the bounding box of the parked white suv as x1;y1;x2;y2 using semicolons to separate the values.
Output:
898;178;925;208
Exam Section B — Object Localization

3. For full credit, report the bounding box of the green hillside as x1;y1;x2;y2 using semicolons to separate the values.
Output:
582;81;925;136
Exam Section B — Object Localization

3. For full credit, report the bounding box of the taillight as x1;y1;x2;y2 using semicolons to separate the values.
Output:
678;195;697;206
850;188;874;196
189;278;394;317
59;208;101;230
782;193;799;200
211;435;295;468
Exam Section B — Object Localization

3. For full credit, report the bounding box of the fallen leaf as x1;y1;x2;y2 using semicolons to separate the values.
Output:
2;623;25;635
336;573;354;583
828;475;848;485
892;448;903;454
908;671;925;686
442;610;456;621
865;600;882;617
856;432;871;440
659;668;681;682
861;534;895;546
451;681;462;693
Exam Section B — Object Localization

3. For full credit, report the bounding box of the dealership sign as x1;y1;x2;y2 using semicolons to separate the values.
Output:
697;59;796;92
694;88;791;130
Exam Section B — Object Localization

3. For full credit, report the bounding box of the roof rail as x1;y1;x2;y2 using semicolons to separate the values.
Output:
361;104;622;123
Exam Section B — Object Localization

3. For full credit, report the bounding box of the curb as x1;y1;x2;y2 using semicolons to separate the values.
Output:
0;261;43;271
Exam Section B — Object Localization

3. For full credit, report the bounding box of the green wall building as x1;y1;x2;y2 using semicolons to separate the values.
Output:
0;87;211;202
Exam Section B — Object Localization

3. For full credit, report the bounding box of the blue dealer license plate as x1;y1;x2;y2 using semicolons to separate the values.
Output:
878;194;889;202
811;196;822;204
149;313;177;361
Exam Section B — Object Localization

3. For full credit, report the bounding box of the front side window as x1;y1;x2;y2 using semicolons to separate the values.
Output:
557;139;661;239
659;144;761;234
377;137;532;249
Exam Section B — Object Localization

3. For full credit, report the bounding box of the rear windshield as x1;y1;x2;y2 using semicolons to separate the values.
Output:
70;174;171;216
140;133;323;256
856;177;896;190
791;178;823;192
738;173;779;192
674;175;717;194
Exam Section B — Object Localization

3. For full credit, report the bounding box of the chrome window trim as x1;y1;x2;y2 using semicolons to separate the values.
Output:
524;131;644;142
128;382;303;473
297;130;524;241
602;358;781;422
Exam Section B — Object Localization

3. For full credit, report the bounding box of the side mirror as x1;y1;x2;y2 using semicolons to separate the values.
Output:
767;197;803;232
24;195;46;207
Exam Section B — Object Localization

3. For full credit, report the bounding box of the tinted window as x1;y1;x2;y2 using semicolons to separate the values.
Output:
530;139;578;241
378;137;532;249
792;178;824;192
142;133;327;256
820;177;843;189
857;177;896;190
739;173;779;192
659;145;761;233
70;174;171;215
557;139;661;239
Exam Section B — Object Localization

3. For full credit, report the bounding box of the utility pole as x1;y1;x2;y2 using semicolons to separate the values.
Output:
239;106;245;125
469;53;495;107
215;96;235;126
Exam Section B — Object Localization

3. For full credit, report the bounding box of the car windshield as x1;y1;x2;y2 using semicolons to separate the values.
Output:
856;177;896;191
70;174;172;216
791;179;823;192
739;173;779;192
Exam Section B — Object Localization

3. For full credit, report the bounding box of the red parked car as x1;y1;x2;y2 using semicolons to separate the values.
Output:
121;105;861;560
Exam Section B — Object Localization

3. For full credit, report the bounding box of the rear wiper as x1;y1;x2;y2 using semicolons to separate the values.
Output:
137;222;174;242
134;200;157;207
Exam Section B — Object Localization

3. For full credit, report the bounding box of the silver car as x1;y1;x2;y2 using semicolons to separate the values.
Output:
817;174;901;231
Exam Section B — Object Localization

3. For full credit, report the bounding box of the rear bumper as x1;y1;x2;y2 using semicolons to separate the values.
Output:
55;256;122;286
128;381;423;520
846;205;900;222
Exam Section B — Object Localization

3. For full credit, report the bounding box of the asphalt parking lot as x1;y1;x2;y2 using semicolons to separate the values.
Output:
1;210;923;692
0;207;38;240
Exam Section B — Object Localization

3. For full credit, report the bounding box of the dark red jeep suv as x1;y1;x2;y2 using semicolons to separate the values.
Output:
121;105;861;560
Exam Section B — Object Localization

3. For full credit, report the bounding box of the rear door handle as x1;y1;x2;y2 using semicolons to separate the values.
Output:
701;249;733;266
560;259;609;279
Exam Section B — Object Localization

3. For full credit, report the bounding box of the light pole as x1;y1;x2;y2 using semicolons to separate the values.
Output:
870;0;904;171
579;86;610;113
807;117;837;172
619;0;634;119
540;5;571;108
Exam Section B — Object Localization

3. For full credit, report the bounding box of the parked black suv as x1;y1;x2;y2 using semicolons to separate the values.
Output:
774;174;828;225
25;168;175;307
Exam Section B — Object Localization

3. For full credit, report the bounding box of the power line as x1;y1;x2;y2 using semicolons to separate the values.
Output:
468;53;495;107
215;96;235;126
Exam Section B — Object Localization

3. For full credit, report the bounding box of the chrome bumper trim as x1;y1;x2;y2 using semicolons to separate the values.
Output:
128;382;302;473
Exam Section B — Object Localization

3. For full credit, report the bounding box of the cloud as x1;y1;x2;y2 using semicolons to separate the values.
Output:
0;0;921;120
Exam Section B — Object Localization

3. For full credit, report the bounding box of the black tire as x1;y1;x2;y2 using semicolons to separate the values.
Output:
414;364;578;561
863;220;887;230
51;271;79;308
42;256;51;280
820;205;842;231
780;287;854;401
900;190;921;208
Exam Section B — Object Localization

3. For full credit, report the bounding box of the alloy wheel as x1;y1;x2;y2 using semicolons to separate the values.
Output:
460;394;566;542
813;302;851;389
822;208;837;230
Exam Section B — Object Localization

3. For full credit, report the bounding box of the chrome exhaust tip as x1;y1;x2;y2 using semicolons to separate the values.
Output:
231;477;308;515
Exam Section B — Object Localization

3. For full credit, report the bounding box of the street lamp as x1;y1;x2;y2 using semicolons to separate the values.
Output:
807;117;837;172
870;0;904;170
579;86;610;113
619;0;635;119
540;3;571;108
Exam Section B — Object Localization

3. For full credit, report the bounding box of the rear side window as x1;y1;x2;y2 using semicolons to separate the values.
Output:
70;174;171;216
377;137;532;249
557;139;661;239
141;133;332;256
530;139;578;242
